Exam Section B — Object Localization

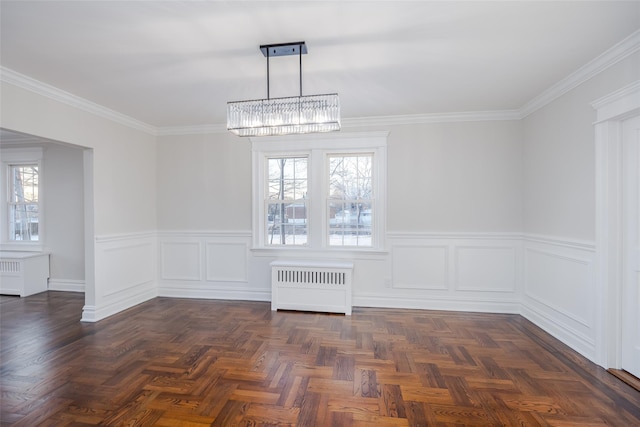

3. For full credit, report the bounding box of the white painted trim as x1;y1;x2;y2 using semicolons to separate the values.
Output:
157;230;252;238
0;67;157;136
94;231;157;243
388;231;522;240
522;233;596;251
81;286;156;322
592;80;640;123
593;82;640;368
520;303;596;362
454;245;518;293
4;29;638;137
391;244;449;290
354;292;521;314
157;284;270;302
520;29;640;118
48;279;84;292
523;247;593;328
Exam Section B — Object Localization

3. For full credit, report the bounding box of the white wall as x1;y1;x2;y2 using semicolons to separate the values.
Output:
386;121;523;232
156;132;251;231
43;142;85;291
0;81;158;321
523;52;640;241
156;121;524;312
521;51;640;361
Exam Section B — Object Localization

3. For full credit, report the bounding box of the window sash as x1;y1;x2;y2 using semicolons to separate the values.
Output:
251;132;387;251
7;164;40;242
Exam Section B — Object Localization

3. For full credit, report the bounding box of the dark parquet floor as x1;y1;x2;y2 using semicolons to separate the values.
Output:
1;291;639;426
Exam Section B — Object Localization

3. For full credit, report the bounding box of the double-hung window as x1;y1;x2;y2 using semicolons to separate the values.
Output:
252;132;387;251
1;148;43;249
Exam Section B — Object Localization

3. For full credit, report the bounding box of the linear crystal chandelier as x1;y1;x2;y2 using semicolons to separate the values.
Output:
227;41;340;137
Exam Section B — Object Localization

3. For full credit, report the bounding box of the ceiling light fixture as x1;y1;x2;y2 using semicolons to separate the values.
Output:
227;41;340;137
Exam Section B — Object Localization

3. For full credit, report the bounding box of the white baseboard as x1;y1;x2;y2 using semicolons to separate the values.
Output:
158;283;270;302
520;303;596;362
48;279;84;293
354;293;521;314
81;286;157;322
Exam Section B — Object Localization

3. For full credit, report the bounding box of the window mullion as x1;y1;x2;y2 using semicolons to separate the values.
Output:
308;149;324;249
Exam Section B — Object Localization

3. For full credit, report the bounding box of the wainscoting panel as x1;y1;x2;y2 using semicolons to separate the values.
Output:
85;232;157;322
455;246;517;292
157;232;263;301
521;235;596;361
160;241;201;281
205;242;248;282
354;233;522;313
392;245;448;290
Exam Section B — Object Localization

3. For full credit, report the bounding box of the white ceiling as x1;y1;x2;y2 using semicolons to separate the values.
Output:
1;1;639;129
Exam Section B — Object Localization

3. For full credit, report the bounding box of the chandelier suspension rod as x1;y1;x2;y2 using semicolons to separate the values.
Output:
299;42;302;97
264;42;305;100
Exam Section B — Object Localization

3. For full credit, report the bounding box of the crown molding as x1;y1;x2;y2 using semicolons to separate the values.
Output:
0;66;158;136
2;29;639;137
518;29;640;119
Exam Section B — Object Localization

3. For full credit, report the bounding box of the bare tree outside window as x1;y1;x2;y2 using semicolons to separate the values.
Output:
266;157;308;245
328;154;373;246
9;164;39;241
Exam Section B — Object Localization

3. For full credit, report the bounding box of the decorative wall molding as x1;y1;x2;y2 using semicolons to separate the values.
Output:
592;81;640;368
391;245;449;290
0;66;157;136
354;292;521;314
591;80;640;123
4;29;638;137
521;237;596;361
454;246;517;293
157;232;260;301
523;233;596;251
83;232;157;322
48;278;84;293
523;248;593;328
81;284;157;322
520;302;596;362
519;29;640;118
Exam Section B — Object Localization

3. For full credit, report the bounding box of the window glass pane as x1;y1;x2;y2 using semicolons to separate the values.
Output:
266;202;308;245
328;201;371;247
266;156;308;246
268;157;307;200
11;165;38;203
9;165;39;241
328;154;373;247
9;204;39;241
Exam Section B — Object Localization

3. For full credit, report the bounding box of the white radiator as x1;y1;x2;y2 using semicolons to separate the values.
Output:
0;252;49;297
270;260;354;315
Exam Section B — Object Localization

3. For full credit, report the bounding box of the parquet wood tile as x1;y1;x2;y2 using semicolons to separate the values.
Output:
1;292;640;426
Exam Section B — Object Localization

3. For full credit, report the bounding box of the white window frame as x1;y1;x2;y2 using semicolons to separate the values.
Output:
251;131;387;252
1;147;44;251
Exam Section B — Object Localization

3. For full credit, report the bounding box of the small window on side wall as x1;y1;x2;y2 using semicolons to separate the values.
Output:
9;164;40;241
1;147;43;250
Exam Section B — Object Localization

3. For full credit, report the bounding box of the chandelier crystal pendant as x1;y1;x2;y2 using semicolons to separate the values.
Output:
227;41;340;137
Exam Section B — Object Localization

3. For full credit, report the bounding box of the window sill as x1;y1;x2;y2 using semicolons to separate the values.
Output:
250;246;388;260
0;243;44;252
